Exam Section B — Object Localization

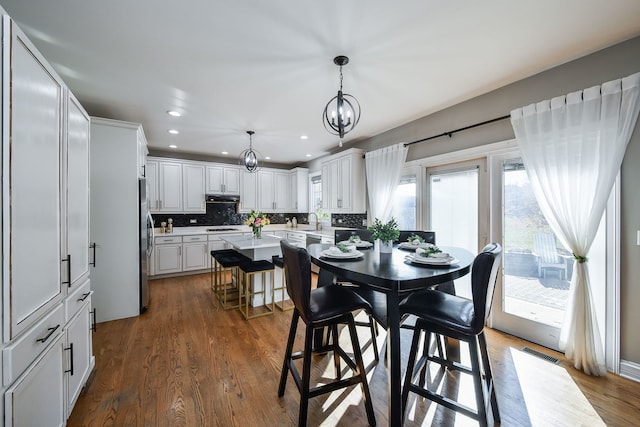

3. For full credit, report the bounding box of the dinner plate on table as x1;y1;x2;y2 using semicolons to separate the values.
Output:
405;254;459;266
321;248;364;259
338;240;373;249
398;242;435;251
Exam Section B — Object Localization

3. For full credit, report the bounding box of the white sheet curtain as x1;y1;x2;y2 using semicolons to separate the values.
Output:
510;72;640;376
365;143;408;223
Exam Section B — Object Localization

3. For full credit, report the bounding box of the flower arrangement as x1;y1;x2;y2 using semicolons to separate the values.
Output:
368;217;400;244
245;210;270;239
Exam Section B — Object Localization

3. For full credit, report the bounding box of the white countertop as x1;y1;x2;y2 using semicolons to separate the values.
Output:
154;224;345;239
219;234;282;250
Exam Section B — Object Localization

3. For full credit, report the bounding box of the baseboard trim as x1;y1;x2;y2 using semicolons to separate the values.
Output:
619;360;640;382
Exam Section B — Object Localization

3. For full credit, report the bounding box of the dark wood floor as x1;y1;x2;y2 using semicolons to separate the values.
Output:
68;273;640;426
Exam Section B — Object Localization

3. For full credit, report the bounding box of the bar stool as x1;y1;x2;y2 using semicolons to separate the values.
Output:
212;250;250;310
237;259;275;319
210;249;237;292
272;255;294;311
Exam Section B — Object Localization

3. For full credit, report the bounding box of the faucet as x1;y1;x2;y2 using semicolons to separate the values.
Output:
308;212;319;230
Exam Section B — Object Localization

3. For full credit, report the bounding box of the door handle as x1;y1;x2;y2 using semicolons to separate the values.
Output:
90;243;97;267
64;343;74;375
36;324;60;343
62;255;72;286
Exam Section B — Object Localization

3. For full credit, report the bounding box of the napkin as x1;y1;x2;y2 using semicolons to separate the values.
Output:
415;247;450;258
327;245;355;255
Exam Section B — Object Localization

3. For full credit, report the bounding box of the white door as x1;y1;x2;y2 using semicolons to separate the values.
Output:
258;170;275;211
182;164;205;213
65;303;92;417
274;172;290;211
182;242;208;271
205;166;224;193
146;160;159;212
158;162;182;212
5;22;64;339
67;93;91;288
223;167;241;194
155;244;182;275
490;155;610;352
239;171;258;212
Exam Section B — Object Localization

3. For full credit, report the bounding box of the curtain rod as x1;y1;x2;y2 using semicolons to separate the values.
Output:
403;114;511;147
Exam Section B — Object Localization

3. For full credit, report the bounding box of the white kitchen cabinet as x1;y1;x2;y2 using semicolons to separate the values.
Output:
321;149;365;213
4;334;65;427
258;169;290;212
146;159;159;211
206;165;240;194
182;235;209;271
138;131;148;179
3;18;64;340
66;92;91;290
182;163;206;213
158;161;183;212
289;167;309;212
239;170;258;212
64;299;93;418
154;236;183;275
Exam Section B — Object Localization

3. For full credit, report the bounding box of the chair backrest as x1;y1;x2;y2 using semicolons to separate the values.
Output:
397;230;436;244
280;240;313;322
533;233;559;263
334;229;373;243
470;243;503;334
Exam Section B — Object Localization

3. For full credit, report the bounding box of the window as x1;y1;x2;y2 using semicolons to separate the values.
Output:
390;174;417;229
310;173;322;212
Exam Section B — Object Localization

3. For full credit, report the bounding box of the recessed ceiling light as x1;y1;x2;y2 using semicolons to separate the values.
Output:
300;135;309;140
169;144;178;149
221;151;228;155
305;154;312;157
168;129;179;134
167;110;181;117
265;156;271;160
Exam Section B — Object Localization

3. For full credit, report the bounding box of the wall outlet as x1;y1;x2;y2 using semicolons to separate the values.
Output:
337;218;342;224
190;219;197;224
637;230;640;246
362;219;367;227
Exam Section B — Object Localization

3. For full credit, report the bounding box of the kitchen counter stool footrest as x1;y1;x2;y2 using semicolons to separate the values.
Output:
238;260;275;320
211;250;250;310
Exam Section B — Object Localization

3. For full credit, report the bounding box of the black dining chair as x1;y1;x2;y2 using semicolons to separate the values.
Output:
399;243;502;426
278;240;377;427
334;228;373;243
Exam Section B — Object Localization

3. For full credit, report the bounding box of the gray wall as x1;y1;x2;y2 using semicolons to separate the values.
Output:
347;36;640;364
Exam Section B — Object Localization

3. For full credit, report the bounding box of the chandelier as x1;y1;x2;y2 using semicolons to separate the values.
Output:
322;55;361;145
239;130;262;173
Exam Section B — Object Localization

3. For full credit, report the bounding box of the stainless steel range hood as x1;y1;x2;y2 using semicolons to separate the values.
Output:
206;194;240;203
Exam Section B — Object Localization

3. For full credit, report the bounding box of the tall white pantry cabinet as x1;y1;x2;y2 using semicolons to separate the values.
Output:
1;12;94;426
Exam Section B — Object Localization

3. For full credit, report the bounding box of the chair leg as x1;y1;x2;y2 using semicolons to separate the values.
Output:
346;316;376;427
368;315;379;362
298;323;315;427
402;322;424;417
331;324;341;380
278;310;299;397
479;331;500;424
418;331;433;388
469;336;488;427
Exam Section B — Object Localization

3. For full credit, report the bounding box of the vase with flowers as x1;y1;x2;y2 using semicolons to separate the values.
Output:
245;210;270;239
368;217;400;253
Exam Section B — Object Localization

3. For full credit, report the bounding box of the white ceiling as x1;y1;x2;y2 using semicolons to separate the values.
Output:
2;0;640;165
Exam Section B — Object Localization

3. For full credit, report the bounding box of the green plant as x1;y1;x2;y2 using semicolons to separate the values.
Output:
368;217;400;243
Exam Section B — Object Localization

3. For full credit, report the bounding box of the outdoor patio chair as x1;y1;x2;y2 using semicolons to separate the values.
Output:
533;233;568;280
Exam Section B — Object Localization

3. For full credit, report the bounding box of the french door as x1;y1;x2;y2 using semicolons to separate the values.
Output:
490;153;611;353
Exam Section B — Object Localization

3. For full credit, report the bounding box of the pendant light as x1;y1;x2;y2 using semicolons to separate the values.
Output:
239;130;262;173
322;55;361;146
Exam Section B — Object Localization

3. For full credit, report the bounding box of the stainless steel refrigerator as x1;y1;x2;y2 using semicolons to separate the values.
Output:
139;178;153;313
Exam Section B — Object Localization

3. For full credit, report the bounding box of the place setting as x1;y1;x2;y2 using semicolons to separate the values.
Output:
336;235;374;249
404;246;459;267
398;234;436;251
320;242;365;260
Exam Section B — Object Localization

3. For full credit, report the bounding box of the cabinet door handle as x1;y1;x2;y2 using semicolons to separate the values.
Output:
77;292;91;302
62;255;72;287
64;343;74;375
142;164;146;177
36;324;60;343
90;242;97;267
91;308;97;332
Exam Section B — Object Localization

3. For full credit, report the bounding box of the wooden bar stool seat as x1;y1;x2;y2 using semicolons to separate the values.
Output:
238;259;275;319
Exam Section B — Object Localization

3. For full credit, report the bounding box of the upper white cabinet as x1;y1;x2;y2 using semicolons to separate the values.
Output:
3;18;65;340
321;148;365;213
206;165;240;194
239;170;258;212
138;132;148;179
146;160;159;211
289;167;309;213
258;169;291;213
182;163;205;213
158;161;183;212
66;92;91;290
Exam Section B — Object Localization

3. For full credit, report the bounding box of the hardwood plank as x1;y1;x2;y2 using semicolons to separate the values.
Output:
68;273;640;426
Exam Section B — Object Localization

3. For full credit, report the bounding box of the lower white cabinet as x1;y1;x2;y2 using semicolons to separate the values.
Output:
154;243;182;275
4;334;65;427
65;300;93;418
182;235;209;271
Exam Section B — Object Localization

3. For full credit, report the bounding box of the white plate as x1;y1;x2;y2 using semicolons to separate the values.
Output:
398;242;434;250
321;249;364;259
338;240;373;248
405;254;459;266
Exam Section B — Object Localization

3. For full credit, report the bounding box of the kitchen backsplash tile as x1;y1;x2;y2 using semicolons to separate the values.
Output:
151;203;368;227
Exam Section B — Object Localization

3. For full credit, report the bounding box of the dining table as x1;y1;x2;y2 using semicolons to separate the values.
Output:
306;242;475;427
